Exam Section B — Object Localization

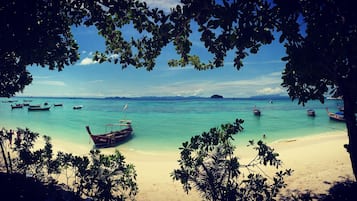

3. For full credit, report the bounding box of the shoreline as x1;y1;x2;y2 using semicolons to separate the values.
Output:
6;129;355;200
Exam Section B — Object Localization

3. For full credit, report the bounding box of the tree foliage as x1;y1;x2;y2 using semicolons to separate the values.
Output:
167;0;277;70
172;119;292;201
274;0;357;180
0;0;158;97
0;127;138;201
0;0;84;97
68;149;138;201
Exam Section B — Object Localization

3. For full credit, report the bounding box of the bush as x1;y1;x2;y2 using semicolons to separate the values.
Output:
172;119;292;201
0;127;138;201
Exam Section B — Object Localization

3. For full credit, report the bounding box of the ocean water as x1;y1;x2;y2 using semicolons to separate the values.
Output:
0;97;346;152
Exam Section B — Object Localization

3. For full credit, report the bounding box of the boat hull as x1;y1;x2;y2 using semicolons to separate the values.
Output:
11;104;23;109
328;113;345;122
326;108;345;122
307;109;315;117
86;125;133;148
73;105;83;110
253;109;261;116
28;107;50;111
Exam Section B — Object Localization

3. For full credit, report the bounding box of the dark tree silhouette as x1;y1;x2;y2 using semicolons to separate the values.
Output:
275;0;357;180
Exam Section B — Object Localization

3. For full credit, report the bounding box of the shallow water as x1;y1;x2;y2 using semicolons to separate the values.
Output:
0;97;346;152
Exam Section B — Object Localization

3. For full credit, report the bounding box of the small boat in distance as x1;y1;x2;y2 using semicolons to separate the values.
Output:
54;103;63;107
11;104;23;109
307;109;316;117
86;120;133;148
253;106;261;116
326;108;345;122
73;105;83;110
28;106;51;111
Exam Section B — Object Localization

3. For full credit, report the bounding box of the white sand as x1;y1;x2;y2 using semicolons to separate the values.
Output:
26;130;355;200
271;131;354;195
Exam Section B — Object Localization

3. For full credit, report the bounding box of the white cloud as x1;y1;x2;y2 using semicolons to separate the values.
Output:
256;87;284;95
268;71;282;77
36;80;66;87
33;76;51;79
79;57;98;66
142;0;181;11
145;72;285;97
110;54;119;59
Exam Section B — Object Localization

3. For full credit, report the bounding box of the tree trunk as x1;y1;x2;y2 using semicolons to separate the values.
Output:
0;140;9;174
343;92;357;181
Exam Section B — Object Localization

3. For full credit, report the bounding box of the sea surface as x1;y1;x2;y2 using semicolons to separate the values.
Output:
0;97;346;152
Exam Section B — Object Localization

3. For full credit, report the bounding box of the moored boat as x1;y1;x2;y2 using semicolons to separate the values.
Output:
326;108;345;122
86;120;133;148
11;104;23;109
28;106;51;111
73;105;83;110
54;103;63;107
253;106;261;116
253;108;261;116
307;109;316;117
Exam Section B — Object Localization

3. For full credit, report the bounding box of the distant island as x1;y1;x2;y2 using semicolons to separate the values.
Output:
210;94;223;99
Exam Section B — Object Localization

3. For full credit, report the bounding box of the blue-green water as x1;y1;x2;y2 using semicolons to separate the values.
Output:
0;97;346;152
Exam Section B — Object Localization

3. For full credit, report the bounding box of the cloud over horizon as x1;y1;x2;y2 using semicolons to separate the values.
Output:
36;80;66;87
79;57;98;66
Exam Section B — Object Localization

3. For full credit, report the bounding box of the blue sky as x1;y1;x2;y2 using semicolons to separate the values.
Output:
20;0;287;98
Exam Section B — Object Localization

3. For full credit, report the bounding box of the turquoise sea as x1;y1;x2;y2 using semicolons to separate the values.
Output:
0;97;346;152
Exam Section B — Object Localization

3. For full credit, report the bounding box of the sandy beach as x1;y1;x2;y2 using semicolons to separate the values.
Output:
31;130;354;200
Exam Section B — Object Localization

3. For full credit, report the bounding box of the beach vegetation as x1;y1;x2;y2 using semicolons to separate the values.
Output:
0;127;138;201
172;119;292;201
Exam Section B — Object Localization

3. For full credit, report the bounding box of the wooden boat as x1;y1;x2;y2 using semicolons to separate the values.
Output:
307;109;316;117
86;120;133;148
326;108;345;122
253;106;261;116
54;103;63;107
28;106;51;111
73;105;83;110
11;104;23;109
253;108;261;116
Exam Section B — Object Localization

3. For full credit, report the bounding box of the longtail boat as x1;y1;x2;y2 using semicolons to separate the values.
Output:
86;120;133;148
326;108;345;122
